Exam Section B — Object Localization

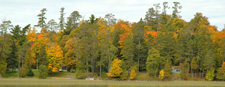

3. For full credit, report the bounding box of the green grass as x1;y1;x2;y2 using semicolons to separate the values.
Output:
0;78;225;87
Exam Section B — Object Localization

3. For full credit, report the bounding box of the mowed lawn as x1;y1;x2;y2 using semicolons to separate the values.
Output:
0;78;225;87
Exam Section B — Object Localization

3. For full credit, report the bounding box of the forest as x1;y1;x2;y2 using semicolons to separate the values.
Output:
0;2;225;81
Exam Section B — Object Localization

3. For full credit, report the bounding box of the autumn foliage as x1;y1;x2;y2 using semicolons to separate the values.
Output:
46;43;64;72
107;58;123;78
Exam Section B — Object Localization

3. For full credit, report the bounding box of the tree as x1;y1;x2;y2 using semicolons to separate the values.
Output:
10;24;30;77
172;2;182;18
153;3;160;31
180;60;189;80
145;7;156;30
47;19;58;32
65;11;82;35
146;48;161;77
191;56;199;78
64;37;77;70
46;43;64;72
164;59;172;80
0;20;13;72
32;32;50;69
216;62;225;80
59;7;65;30
38;65;48;79
162;2;170;30
36;8;47;28
107;58;123;78
122;34;135;69
105;13;116;26
132;19;146;71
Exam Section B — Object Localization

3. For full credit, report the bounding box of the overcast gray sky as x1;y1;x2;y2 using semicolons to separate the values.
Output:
0;0;225;31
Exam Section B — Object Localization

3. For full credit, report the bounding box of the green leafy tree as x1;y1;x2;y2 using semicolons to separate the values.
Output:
180;60;189;80
122;34;135;69
164;59;172;80
65;11;82;35
191;56;199;78
47;19;58;32
36;8;47;28
216;63;225;80
172;2;182;18
132;19;146;71
38;65;48;79
146;48;161;77
145;7;156;30
0;20;13;75
59;7;65;30
153;3;160;31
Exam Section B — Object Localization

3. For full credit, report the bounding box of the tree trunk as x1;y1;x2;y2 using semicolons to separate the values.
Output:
86;56;89;78
91;55;94;77
108;56;111;73
100;57;102;79
199;69;201;79
36;59;39;69
18;55;20;78
191;68;193;79
138;39;140;72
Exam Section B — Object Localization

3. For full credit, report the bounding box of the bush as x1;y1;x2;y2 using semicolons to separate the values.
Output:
0;61;7;77
120;71;128;80
27;68;34;76
19;68;28;78
75;68;84;79
206;69;215;81
159;69;165;80
38;65;48;79
130;66;137;80
216;63;225;80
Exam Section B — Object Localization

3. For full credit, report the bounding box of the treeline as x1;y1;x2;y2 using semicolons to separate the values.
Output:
0;2;225;80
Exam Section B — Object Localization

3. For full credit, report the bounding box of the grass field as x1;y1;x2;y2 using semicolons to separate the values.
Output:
0;78;225;87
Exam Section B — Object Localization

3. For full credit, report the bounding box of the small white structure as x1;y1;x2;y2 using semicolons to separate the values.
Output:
85;78;94;80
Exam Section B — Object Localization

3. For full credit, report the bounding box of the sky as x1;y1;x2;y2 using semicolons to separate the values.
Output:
0;0;225;31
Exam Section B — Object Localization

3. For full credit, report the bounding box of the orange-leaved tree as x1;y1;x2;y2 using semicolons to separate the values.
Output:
64;37;78;70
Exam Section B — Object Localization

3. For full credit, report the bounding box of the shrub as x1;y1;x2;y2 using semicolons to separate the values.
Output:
38;65;48;79
130;66;137;80
27;68;34;76
120;71;128;80
0;61;7;77
216;63;225;80
206;69;215;81
19;68;28;78
75;68;84;79
159;69;165;80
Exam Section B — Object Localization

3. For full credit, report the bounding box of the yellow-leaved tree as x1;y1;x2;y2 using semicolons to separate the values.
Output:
107;58;123;77
46;43;64;72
